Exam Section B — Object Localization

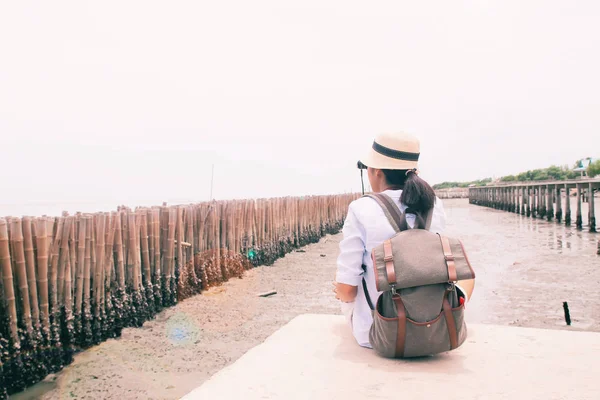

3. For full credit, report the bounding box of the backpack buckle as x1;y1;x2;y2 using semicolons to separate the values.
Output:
389;283;397;294
445;255;455;262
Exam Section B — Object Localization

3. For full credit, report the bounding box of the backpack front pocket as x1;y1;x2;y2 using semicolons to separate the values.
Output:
370;294;466;359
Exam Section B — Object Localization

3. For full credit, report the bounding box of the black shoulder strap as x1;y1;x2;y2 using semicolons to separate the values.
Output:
361;265;375;311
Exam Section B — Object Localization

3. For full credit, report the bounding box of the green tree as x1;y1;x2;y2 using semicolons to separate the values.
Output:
588;160;600;177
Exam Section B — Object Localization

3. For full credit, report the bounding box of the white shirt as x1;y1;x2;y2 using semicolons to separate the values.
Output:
335;189;447;348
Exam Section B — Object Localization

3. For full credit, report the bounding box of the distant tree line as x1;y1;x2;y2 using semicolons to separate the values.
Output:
588;159;600;177
433;160;600;190
432;178;492;190
500;165;577;182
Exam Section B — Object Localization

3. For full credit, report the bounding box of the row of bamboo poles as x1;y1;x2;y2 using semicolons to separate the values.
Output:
0;194;358;397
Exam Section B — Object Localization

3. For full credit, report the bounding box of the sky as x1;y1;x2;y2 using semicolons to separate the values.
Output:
1;1;599;216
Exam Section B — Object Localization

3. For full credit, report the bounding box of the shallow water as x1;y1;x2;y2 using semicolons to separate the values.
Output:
443;199;600;331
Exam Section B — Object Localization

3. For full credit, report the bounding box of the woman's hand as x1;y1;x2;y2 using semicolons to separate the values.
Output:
333;281;358;303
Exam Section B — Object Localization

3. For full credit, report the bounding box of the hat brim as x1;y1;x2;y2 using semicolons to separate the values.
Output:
359;147;418;170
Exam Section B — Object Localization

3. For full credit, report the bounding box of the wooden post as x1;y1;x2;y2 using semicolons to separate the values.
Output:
523;186;531;217
532;186;537;217
576;184;583;229
589;183;596;233
539;185;546;219
519;186;523;215
565;184;571;226
497;188;501;209
546;184;553;221
555;185;562;223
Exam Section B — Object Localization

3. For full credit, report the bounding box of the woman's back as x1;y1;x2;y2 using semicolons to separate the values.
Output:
336;189;447;348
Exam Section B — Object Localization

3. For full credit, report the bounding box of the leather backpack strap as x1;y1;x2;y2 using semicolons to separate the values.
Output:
439;235;458;282
393;294;407;358
363;193;406;233
442;290;459;350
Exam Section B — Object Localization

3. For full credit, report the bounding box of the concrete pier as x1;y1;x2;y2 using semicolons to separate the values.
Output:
469;178;599;232
182;314;600;400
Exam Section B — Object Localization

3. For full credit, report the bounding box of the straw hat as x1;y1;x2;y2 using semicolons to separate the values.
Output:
359;132;420;170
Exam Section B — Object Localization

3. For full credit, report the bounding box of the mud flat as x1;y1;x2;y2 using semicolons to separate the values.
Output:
34;199;599;400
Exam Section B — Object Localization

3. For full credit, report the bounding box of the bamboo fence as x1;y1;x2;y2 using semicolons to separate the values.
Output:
0;193;357;397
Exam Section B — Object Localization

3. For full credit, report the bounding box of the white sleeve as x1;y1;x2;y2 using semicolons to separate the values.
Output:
429;197;447;234
335;204;366;287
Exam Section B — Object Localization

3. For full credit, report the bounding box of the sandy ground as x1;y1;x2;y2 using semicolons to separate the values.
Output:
34;236;342;400
16;199;599;400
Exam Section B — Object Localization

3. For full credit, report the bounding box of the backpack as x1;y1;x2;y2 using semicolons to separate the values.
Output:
362;193;475;358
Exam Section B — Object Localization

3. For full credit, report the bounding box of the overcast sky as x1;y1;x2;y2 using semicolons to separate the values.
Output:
1;1;599;216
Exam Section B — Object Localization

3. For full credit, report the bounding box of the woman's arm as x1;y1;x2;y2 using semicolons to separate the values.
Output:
335;205;366;303
333;282;358;303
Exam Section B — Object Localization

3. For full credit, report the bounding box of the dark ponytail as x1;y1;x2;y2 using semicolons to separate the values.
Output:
381;169;436;215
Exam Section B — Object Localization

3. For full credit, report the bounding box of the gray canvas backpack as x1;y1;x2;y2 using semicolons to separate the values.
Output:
362;193;475;358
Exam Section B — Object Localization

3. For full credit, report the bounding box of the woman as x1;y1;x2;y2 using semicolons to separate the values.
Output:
334;132;475;348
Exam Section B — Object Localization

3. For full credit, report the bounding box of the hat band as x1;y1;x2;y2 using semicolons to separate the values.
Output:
372;141;420;162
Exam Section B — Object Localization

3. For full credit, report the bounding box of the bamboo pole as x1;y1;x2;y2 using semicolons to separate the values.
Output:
135;212;142;294
152;208;162;308
11;218;34;338
34;218;51;342
63;239;74;353
74;217;86;326
219;202;228;280
105;213;116;293
114;213;125;293
140;209;154;310
148;210;155;278
81;216;93;345
22;217;40;333
48;218;64;326
56;218;73;307
0;218;19;346
103;213;116;339
111;212;125;336
161;208;173;303
69;218;77;305
126;212;136;290
176;207;183;288
94;214;106;341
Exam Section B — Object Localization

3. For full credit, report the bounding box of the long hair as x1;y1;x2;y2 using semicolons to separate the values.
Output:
381;169;436;214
